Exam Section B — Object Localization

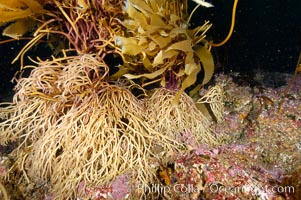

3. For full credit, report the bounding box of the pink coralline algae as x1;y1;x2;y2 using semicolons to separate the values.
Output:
111;174;130;199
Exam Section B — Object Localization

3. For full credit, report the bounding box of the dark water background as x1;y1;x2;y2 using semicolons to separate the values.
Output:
0;0;300;101
189;0;301;72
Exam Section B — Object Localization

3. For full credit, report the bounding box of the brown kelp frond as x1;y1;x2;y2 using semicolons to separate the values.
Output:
2;18;36;39
0;0;49;67
0;0;46;23
145;88;218;146
0;54;181;199
0;0;47;38
197;85;224;123
115;0;214;104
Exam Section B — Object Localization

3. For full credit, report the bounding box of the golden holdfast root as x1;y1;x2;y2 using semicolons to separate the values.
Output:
0;54;181;199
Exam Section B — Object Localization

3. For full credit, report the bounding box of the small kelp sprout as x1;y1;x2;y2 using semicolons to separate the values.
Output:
145;87;220;146
0;0;46;39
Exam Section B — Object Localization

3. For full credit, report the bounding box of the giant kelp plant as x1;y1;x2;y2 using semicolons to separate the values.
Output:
114;0;215;103
0;0;229;199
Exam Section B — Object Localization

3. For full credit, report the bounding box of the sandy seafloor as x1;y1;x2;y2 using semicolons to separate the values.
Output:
0;72;300;200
